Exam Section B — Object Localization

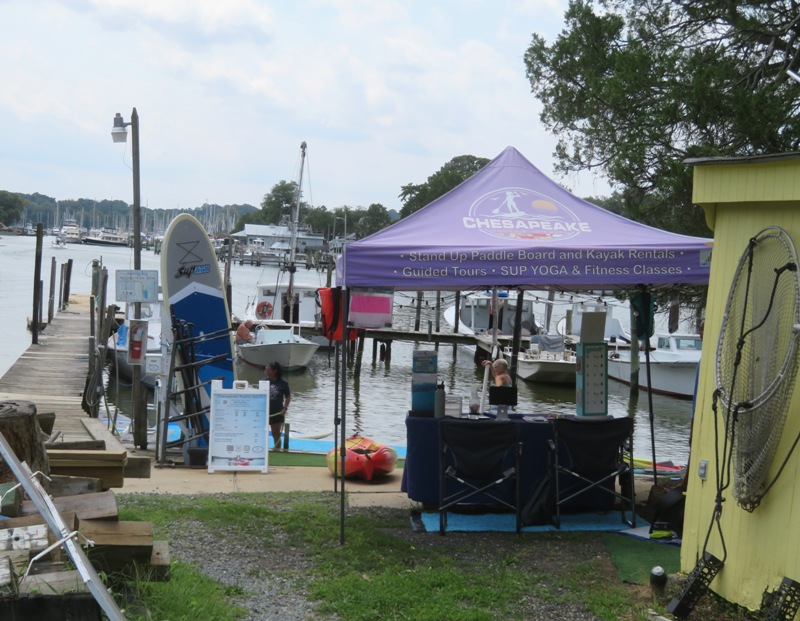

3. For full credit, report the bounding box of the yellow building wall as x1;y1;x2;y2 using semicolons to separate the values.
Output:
683;159;800;612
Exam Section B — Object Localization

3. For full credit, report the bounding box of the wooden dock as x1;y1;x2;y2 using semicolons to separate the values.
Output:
0;295;149;480
0;297;94;442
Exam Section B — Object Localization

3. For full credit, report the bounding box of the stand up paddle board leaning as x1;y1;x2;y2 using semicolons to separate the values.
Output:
161;214;237;445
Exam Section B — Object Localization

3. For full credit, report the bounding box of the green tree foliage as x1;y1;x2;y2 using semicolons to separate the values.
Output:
524;0;800;236
355;203;393;238
0;190;26;226
260;180;309;225
399;155;490;218
303;206;336;238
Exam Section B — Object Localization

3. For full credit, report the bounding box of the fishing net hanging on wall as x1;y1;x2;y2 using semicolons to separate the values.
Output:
715;227;800;512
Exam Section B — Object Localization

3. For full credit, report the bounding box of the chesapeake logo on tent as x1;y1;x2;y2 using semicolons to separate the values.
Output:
463;187;592;241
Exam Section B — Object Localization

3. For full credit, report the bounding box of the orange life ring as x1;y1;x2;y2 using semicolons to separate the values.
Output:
256;301;273;319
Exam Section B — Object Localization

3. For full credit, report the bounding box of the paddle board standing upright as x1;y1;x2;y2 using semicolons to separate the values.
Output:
160;213;236;456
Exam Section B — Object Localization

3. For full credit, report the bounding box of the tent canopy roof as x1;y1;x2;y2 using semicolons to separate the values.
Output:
341;147;712;291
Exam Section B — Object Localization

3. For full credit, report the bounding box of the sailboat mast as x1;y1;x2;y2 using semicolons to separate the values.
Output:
287;141;307;303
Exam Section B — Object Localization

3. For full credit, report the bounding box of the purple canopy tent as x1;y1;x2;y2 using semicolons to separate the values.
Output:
332;146;712;542
339;146;712;291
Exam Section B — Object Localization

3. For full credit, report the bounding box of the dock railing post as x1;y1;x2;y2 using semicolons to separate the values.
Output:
48;256;56;324
31;224;43;344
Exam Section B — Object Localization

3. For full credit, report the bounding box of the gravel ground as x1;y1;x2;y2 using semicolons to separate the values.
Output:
157;514;325;621
119;494;752;621
137;495;615;621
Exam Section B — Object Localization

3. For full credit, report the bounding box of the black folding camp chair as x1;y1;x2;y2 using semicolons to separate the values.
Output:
548;416;636;529
438;419;522;534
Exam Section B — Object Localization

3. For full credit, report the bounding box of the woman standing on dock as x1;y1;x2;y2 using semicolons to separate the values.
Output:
265;361;291;450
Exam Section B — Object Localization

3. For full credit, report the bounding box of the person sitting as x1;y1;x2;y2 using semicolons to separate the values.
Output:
235;319;255;345
482;358;512;386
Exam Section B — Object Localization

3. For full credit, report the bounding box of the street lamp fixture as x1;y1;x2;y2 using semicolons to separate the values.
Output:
111;108;146;448
111;113;128;143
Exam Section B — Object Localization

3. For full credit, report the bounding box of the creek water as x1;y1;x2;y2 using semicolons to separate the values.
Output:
0;233;694;464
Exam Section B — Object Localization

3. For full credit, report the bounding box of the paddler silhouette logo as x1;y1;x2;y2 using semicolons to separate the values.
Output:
464;187;591;242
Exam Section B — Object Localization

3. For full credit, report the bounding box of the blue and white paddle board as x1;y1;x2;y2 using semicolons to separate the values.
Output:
161;213;236;396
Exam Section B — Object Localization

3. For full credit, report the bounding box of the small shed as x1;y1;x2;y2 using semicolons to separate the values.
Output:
682;152;800;613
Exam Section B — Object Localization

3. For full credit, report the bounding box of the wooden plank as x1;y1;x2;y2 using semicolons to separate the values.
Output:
81;418;122;450
117;540;171;582
49;474;103;497
148;540;171;581
18;569;91;594
77;519;154;570
77;519;153;546
48;466;124;490
45;439;105;450
0;512;77;531
122;455;152;480
21;491;118;521
47;449;127;462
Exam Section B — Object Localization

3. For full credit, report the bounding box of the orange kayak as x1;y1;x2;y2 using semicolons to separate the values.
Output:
326;436;398;481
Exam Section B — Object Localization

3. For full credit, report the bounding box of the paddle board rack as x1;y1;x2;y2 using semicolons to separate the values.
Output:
156;316;235;465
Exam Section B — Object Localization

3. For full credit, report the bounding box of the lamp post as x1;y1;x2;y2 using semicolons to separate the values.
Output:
111;108;147;449
335;210;347;251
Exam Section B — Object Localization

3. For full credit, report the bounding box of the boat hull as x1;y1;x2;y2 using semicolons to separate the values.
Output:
236;328;319;371
326;436;398;481
607;355;698;398
516;356;576;385
82;237;128;247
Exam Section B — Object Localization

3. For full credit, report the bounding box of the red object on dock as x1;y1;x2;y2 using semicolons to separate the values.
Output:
326;435;398;481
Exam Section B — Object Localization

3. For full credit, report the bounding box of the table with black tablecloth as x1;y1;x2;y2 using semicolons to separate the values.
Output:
402;414;616;510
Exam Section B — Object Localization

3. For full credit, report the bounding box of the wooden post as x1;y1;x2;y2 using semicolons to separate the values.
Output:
63;258;73;308
0;401;51;491
452;291;461;358
58;262;66;311
48;256;56;324
31;224;43;344
414;291;423;331
354;333;365;376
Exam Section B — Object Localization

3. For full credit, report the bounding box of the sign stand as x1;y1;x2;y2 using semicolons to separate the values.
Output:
208;380;270;473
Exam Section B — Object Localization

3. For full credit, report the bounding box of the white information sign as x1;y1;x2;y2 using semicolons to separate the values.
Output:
115;269;159;303
208;380;270;473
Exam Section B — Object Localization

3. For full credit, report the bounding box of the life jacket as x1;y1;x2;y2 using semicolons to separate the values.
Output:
317;287;360;342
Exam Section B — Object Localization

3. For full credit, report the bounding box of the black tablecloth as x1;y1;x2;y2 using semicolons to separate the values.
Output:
402;414;554;506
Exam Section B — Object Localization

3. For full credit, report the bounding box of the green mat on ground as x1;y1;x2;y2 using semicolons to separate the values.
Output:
602;532;681;584
268;451;329;467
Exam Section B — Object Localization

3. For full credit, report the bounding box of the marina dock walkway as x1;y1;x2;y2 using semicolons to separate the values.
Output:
0;295;101;445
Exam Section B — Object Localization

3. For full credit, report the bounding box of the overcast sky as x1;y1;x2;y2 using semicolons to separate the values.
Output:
0;0;611;214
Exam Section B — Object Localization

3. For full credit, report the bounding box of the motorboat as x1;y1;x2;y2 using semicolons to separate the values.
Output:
236;327;319;372
443;290;539;339
60;218;83;244
607;333;702;398
83;227;129;247
108;300;162;387
511;334;577;385
51;237;67;249
245;282;329;348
